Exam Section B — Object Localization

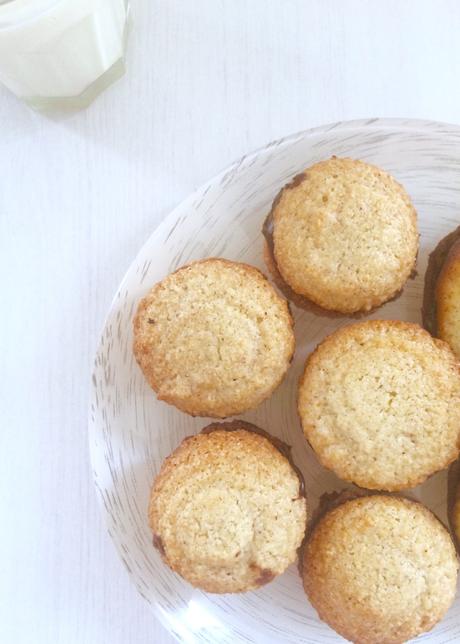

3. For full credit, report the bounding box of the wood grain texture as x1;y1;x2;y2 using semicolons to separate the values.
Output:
3;1;460;643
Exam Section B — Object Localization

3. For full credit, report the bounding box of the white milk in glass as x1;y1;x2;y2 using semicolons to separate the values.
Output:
0;0;129;109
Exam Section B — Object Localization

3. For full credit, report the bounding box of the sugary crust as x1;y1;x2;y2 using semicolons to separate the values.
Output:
149;423;307;593
436;238;460;358
269;157;418;314
133;258;295;417
298;320;460;490
303;495;458;644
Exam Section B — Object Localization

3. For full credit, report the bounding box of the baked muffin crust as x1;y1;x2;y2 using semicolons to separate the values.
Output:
134;258;294;417
267;157;418;314
436;238;460;358
149;422;307;593
303;495;458;644
299;320;460;490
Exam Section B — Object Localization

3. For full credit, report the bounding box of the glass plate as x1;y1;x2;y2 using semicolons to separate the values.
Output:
89;119;460;643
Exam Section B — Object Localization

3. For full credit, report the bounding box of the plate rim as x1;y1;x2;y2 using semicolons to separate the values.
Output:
88;116;460;643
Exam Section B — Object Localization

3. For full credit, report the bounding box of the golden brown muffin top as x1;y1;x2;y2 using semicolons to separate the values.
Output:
303;495;458;644
133;258;294;417
436;238;460;358
149;423;307;593
270;157;418;313
299;320;460;490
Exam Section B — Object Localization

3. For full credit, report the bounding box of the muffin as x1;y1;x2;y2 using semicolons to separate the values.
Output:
263;157;418;314
133;258;295;417
302;494;458;644
448;458;460;551
149;421;307;593
423;225;460;358
298;320;460;491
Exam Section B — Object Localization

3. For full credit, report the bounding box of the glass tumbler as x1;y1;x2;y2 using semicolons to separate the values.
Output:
0;0;129;109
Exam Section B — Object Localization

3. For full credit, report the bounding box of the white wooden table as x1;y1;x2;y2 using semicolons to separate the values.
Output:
2;1;460;642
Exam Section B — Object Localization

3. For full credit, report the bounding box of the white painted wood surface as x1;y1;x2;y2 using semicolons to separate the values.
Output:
2;1;460;643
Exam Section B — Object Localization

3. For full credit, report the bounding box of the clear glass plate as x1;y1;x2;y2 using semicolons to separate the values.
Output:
89;119;460;643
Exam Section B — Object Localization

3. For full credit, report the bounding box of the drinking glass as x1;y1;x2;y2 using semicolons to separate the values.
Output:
0;0;129;109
